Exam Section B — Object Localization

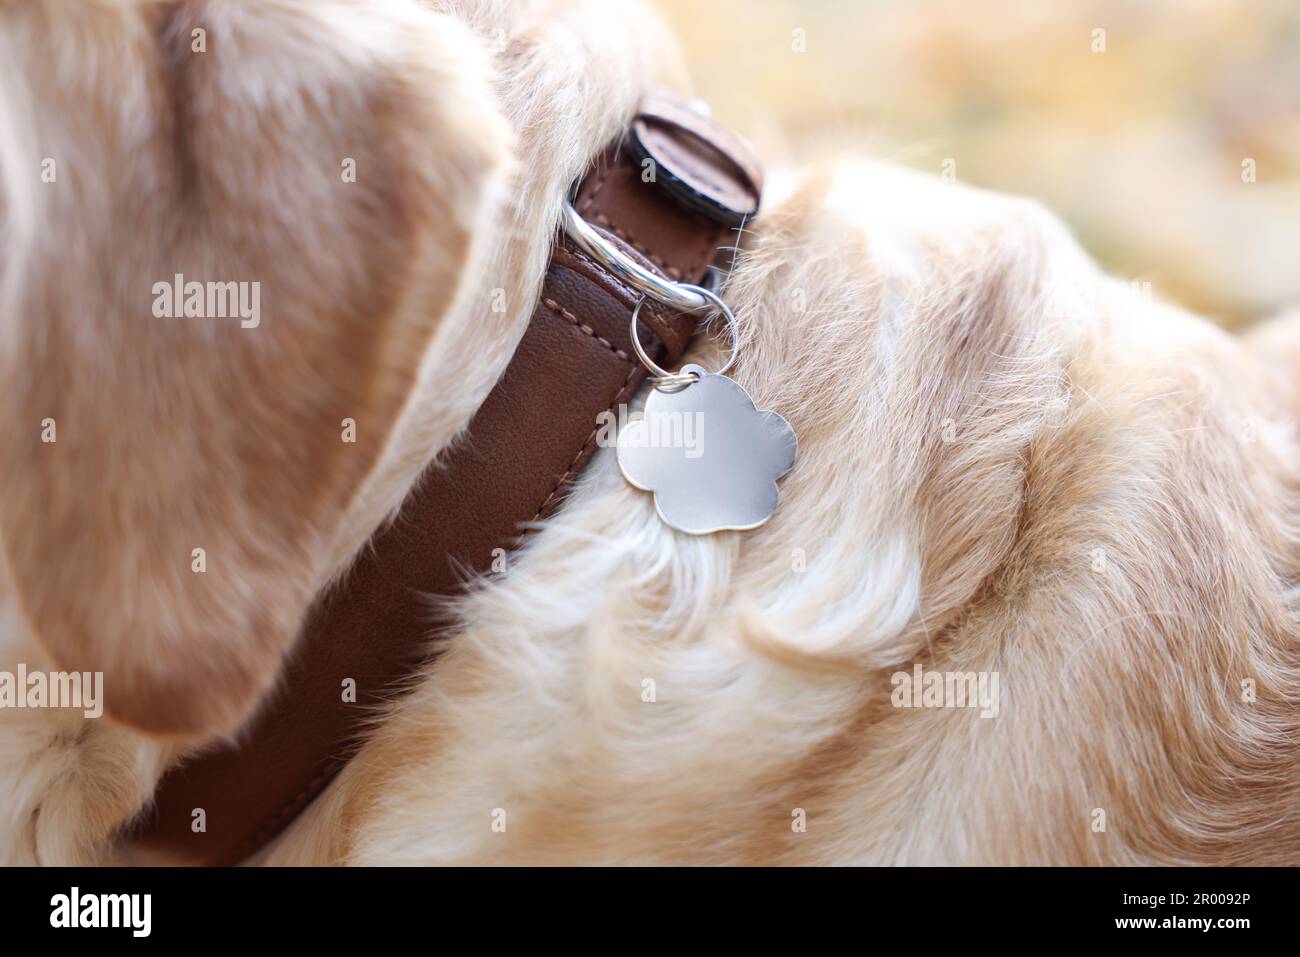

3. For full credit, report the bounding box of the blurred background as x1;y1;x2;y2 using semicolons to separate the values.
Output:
655;0;1300;329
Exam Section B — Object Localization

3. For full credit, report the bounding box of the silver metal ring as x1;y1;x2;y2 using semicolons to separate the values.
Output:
562;204;713;313
630;284;739;389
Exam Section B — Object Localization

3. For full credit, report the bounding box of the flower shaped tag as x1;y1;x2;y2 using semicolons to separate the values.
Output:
617;365;797;534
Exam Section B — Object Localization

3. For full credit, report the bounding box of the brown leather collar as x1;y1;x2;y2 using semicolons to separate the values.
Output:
133;95;761;865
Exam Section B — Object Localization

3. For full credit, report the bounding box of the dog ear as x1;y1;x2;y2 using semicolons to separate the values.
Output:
0;1;511;737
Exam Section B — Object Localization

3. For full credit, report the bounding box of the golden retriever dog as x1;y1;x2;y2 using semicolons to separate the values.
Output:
1;0;1297;866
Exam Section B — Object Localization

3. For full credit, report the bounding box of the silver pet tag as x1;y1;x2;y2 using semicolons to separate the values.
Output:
617;364;797;535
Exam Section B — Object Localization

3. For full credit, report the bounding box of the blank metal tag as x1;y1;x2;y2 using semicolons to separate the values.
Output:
617;365;797;535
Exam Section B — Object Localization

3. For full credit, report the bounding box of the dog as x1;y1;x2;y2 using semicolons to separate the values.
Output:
1;0;1297;866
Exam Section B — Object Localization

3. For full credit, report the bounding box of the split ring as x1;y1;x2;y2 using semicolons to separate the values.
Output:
629;284;739;389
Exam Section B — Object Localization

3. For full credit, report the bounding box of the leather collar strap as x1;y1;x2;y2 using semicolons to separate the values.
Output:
134;96;761;864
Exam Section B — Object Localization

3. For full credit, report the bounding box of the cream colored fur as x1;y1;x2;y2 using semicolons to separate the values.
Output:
1;0;1297;865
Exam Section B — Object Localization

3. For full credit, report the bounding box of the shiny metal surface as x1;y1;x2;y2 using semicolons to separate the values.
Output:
617;365;797;535
561;204;713;313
